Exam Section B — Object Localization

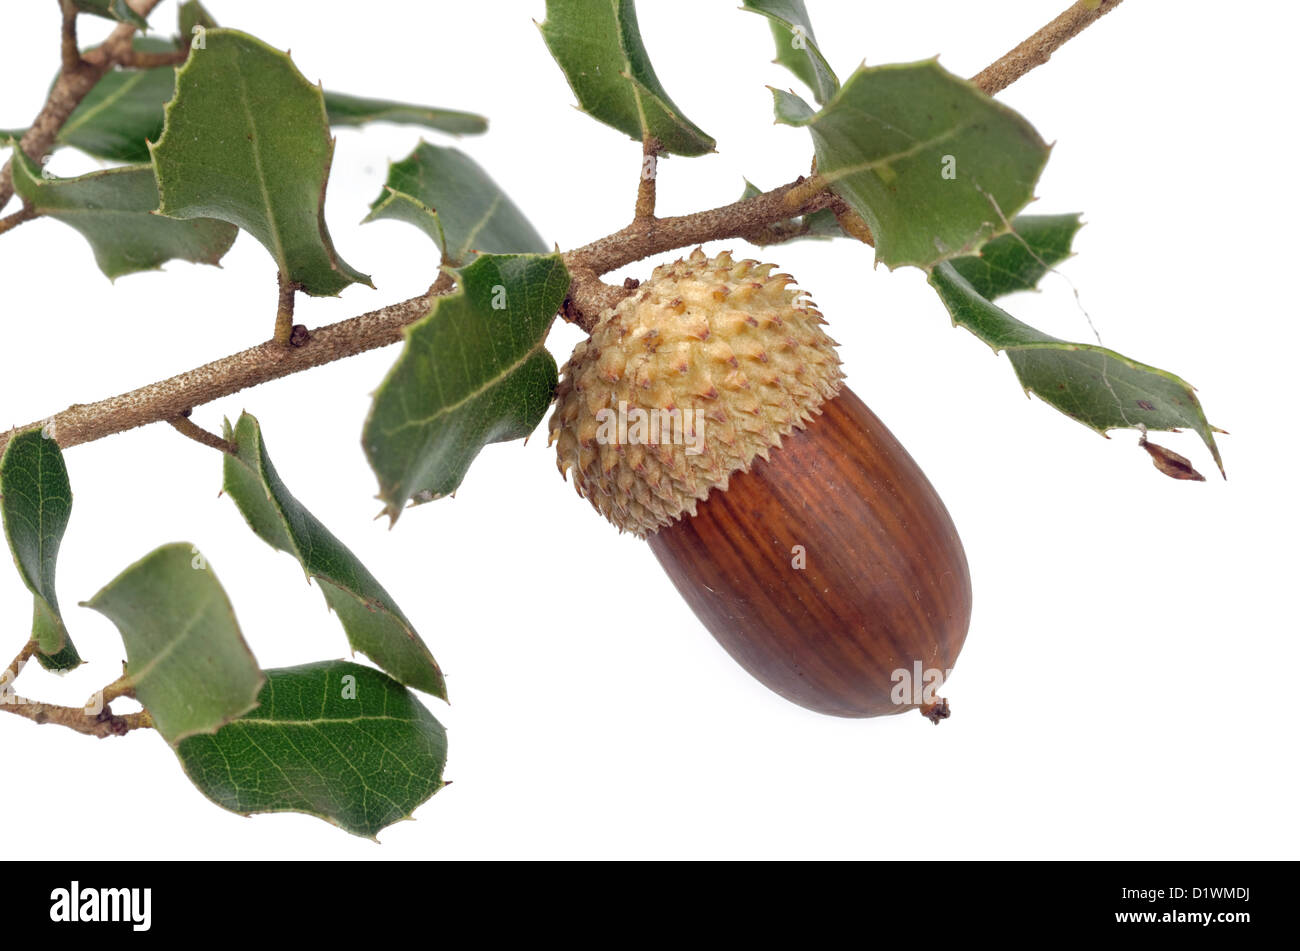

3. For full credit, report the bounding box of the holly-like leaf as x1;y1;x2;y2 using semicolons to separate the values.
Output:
72;0;148;29
323;92;487;136
946;213;1084;298
6;44;483;164
222;412;446;699
0;429;80;671
364;254;570;522
929;258;1224;476
540;0;715;156
175;661;447;839
739;178;841;245
150;29;370;296
778;60;1050;270
83;543;265;746
771;86;818;124
364;141;546;267
742;0;839;105
8;147;236;280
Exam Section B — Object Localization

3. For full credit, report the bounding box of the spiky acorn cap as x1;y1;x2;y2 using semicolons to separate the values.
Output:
550;248;843;537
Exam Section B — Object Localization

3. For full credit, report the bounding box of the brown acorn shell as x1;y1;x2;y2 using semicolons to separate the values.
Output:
648;387;973;718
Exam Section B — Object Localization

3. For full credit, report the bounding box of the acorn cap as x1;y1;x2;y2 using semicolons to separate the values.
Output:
550;248;844;537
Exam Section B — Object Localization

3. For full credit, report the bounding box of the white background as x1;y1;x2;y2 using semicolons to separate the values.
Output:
1;0;1296;859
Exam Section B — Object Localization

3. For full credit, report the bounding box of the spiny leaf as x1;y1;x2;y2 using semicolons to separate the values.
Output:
324;92;487;136
8;147;236;280
222;412;446;699
7;44;485;164
364;254;570;522
83;543;265;745
150;29;370;296
72;0;148;29
771;86;817;124
778;60;1050;270
175;661;447;839
540;0;715;156
364;141;546;266
742;0;839;105
929;260;1223;475
946;213;1084;299
0;429;80;671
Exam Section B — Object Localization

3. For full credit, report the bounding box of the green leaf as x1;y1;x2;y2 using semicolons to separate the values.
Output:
42;37;179;163
73;0;149;29
221;412;446;699
8;43;482;164
83;543;265;746
0;429;80;671
364;141;546;266
946;213;1084;299
364;253;570;522
929;259;1224;475
778;60;1050;270
539;0;715;156
323;91;487;136
178;0;217;36
740;178;841;245
150;29;370;296
8;147;236;280
742;0;839;105
175;661;447;839
770;86;818;124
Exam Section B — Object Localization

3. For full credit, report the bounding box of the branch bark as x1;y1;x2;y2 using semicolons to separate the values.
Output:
1;641;152;738
633;136;661;222
0;205;39;237
0;181;835;454
972;0;1124;95
0;694;153;738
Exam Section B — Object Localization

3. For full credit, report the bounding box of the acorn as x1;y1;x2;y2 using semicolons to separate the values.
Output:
550;249;971;720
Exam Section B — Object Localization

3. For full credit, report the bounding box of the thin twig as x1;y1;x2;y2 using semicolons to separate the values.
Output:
98;672;135;706
167;413;237;454
115;47;191;69
0;639;148;738
567;178;835;278
1;694;153;738
1;287;441;457
59;0;81;73
274;273;298;346
972;0;1125;95
0;182;834;457
0;204;39;237
634;136;661;222
830;198;874;245
3;640;36;685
